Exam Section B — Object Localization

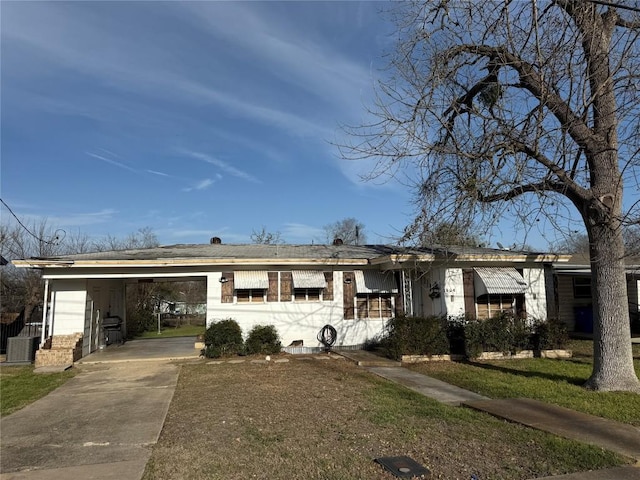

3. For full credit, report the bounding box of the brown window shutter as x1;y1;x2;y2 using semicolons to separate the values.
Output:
323;271;334;301
343;271;355;319
462;269;476;319
267;272;279;302
221;272;234;303
280;272;292;302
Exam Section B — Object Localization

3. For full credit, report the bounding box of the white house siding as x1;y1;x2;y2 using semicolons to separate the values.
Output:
523;268;547;320
443;268;466;316
206;271;387;348
50;279;87;335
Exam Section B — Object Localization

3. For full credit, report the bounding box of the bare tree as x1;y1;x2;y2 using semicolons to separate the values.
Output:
343;1;640;391
250;226;283;244
324;218;367;245
93;227;159;251
419;222;482;247
554;233;591;254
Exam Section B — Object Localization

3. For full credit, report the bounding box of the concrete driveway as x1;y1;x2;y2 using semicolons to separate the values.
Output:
79;336;201;364
0;358;180;480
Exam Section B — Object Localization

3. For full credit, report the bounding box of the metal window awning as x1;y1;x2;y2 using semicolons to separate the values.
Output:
234;271;269;289
291;270;326;289
474;267;527;296
355;270;398;294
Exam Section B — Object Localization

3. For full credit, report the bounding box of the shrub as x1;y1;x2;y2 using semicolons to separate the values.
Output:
127;308;155;338
245;325;282;355
382;316;449;360
463;313;533;358
446;315;467;355
203;319;243;358
532;318;569;350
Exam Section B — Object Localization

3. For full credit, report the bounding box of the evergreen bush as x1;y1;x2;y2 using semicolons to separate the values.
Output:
245;325;282;355
203;319;244;358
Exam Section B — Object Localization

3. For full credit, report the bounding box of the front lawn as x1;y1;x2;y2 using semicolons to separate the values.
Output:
143;358;625;480
137;324;204;339
0;365;75;417
409;339;640;425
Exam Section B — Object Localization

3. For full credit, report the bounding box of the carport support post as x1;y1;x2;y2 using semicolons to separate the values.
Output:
40;279;49;347
157;312;161;335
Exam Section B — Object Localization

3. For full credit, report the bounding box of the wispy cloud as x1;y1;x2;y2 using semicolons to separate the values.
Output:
282;223;325;243
18;208;118;228
147;169;170;177
86;152;137;173
184;178;215;192
179;149;260;184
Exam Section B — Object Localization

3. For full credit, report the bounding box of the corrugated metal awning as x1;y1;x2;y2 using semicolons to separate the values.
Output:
474;267;527;296
291;270;326;289
234;271;269;289
355;270;398;294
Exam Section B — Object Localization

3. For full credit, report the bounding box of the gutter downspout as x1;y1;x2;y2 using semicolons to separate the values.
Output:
41;279;49;347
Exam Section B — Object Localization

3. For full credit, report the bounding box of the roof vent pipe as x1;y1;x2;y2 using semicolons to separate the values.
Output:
333;238;343;246
210;237;222;245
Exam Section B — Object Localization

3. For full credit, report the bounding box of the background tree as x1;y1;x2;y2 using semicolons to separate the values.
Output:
418;221;482;247
343;1;640;391
324;217;367;245
250;226;283;244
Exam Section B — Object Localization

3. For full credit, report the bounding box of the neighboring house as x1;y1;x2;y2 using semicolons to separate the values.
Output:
13;240;566;359
551;254;640;334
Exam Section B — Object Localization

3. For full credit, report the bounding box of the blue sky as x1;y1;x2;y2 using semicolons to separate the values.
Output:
1;1;567;249
1;1;421;246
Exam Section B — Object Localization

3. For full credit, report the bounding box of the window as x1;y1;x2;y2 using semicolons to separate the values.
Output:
294;288;321;302
357;294;393;319
476;294;519;319
573;277;591;298
236;289;265;303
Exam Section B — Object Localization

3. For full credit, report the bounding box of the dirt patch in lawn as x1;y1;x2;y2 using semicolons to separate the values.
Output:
144;356;622;480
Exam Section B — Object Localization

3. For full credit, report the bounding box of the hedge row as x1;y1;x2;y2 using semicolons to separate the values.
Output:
203;319;282;358
375;314;569;361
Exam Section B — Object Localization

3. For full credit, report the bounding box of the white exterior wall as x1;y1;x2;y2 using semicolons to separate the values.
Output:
50;279;87;335
206;271;387;348
443;268;465;317
523;268;547;320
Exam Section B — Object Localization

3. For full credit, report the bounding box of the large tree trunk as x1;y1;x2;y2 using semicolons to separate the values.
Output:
584;217;640;392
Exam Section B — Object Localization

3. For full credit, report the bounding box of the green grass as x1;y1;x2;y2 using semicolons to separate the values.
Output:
144;360;626;480
0;365;75;417
137;324;204;339
410;339;640;425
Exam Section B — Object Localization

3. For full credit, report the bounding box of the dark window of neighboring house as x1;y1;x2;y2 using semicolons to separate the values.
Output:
573;277;591;298
236;289;265;303
356;294;393;319
476;294;521;319
294;288;321;301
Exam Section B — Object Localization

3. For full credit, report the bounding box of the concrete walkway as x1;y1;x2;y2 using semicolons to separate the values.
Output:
367;366;490;405
0;361;179;480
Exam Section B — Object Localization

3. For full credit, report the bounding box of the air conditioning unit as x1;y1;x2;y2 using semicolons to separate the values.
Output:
6;336;40;363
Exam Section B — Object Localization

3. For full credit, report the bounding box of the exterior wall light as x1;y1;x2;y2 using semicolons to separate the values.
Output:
428;283;441;299
219;276;228;283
